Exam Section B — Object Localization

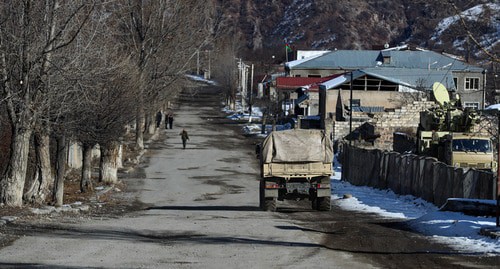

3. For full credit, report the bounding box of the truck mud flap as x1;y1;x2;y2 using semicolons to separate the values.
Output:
316;188;331;197
264;189;278;198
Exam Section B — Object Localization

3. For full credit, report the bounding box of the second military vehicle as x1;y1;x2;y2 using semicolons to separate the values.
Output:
416;82;496;171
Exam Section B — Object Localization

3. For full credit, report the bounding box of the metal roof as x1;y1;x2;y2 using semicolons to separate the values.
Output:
318;68;456;92
292;50;483;72
296;94;310;104
319;70;365;90
361;67;457;91
276;74;341;90
296;50;380;69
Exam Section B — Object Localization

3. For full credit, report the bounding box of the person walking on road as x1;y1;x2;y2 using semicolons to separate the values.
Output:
155;111;162;128
179;129;189;149
168;113;174;129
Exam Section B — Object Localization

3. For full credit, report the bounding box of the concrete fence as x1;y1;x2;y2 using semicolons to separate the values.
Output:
341;145;495;207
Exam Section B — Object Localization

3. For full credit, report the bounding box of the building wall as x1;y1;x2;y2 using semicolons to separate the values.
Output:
307;91;319;115
291;68;485;109
329;100;436;150
372;101;436;150
325;89;408;116
290;68;343;78
453;71;485;109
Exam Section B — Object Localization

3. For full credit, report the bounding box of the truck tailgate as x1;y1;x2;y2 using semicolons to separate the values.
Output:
262;162;332;178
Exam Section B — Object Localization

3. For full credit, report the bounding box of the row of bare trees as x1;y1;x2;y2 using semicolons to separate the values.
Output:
0;0;213;207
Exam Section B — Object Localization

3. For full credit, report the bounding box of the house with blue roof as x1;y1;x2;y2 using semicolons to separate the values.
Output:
287;46;486;111
284;45;487;146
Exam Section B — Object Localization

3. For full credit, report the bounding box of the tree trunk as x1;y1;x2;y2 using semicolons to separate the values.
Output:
53;135;67;207
147;113;156;134
99;141;119;184
80;142;94;193
0;128;32;206
24;132;53;204
117;143;123;169
135;105;145;150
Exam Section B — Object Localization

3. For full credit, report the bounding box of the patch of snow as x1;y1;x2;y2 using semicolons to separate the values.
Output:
1;216;18;223
485;104;500;110
431;3;500;53
273;0;315;42
311;35;338;49
332;155;500;254
185;74;218;85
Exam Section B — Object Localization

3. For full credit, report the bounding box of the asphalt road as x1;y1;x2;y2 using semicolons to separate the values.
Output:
0;86;373;268
0;85;498;268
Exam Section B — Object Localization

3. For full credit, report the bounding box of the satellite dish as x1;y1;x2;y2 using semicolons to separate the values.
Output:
432;82;450;106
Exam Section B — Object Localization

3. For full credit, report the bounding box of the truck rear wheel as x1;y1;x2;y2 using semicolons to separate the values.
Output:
311;197;318;210
260;180;277;211
317;196;331;211
263;198;277;212
259;180;265;209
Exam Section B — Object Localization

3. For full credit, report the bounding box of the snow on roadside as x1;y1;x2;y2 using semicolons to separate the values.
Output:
408;211;499;254
331;158;500;254
185;74;218;85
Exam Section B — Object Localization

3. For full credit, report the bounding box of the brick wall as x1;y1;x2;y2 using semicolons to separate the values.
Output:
373;101;436;150
332;101;437;150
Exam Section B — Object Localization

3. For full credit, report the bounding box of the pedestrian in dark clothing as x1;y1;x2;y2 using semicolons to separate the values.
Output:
168;113;174;129
156;111;162;128
179;129;189;149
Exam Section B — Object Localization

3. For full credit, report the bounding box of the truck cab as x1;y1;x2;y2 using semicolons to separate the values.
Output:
444;134;496;171
418;131;496;171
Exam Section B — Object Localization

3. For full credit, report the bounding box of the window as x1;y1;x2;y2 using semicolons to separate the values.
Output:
350;99;361;107
464;77;479;90
464;102;479;109
453;77;458;88
452;139;491;153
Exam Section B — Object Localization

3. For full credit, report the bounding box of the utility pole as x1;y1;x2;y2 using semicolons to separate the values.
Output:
349;71;353;146
482;69;487;109
240;59;247;111
249;64;254;122
497;112;500;227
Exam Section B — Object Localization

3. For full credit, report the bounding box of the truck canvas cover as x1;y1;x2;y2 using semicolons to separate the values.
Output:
261;129;333;164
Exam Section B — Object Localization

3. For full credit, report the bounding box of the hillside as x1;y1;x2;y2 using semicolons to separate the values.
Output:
213;0;499;62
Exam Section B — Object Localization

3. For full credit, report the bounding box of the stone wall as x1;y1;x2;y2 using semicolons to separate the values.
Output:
332;121;364;141
372;101;436;150
332;101;436;149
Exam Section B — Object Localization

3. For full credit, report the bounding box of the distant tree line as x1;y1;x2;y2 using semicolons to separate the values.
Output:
0;0;213;207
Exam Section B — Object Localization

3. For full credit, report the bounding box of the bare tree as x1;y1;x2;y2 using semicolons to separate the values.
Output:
57;2;141;191
113;0;213;150
213;41;240;110
448;2;499;63
0;1;93;206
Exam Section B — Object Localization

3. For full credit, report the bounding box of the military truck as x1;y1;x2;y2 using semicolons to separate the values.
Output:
256;129;333;211
418;130;495;171
416;82;496;171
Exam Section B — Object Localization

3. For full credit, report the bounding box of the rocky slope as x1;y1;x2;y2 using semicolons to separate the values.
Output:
213;0;499;62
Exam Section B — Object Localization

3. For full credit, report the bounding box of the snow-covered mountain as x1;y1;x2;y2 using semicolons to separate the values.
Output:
213;0;499;62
